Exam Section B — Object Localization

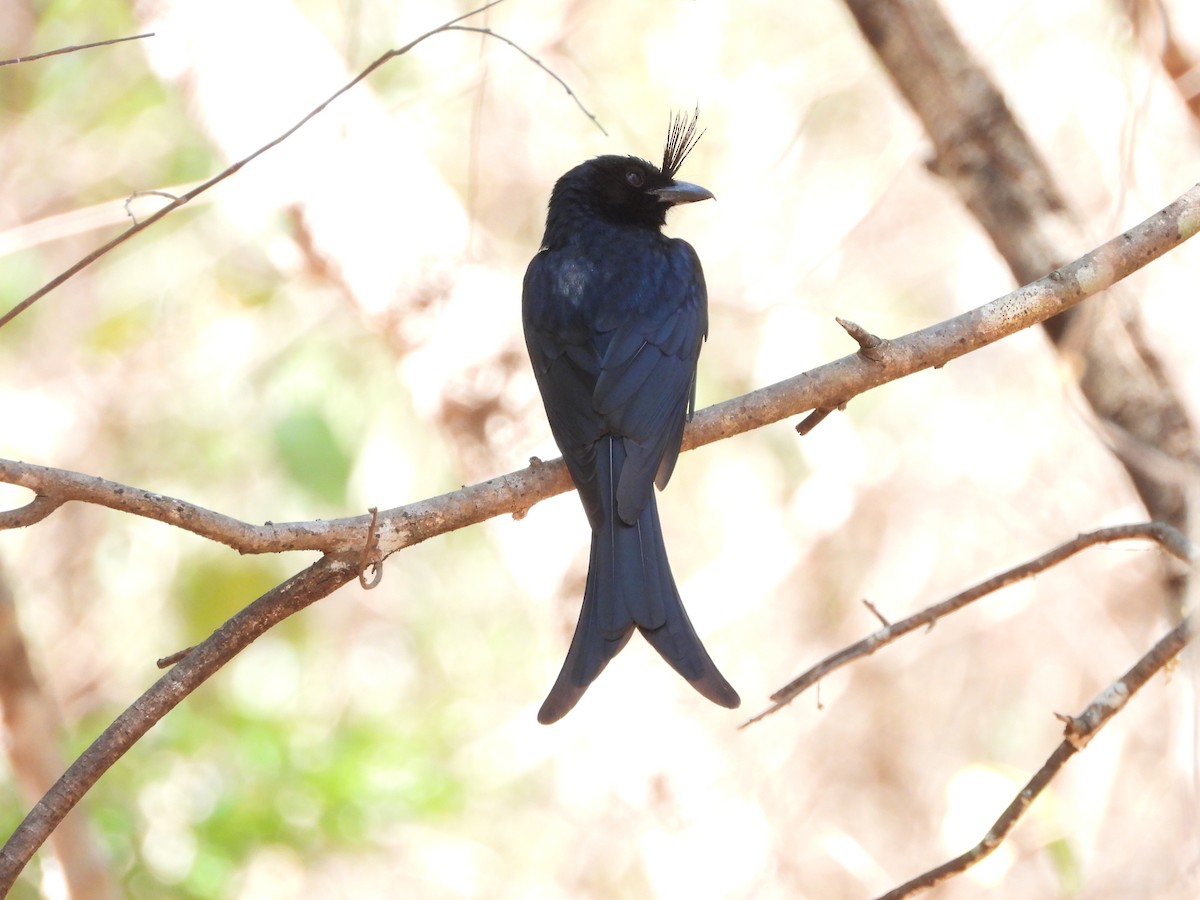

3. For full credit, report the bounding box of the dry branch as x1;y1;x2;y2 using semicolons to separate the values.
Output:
1;184;1196;890
876;615;1193;899
0;0;573;331
0;33;152;68
0;567;117;898
3;182;1198;558
744;522;1194;726
3;1;1199;892
744;521;1194;894
840;0;1200;601
0;554;358;893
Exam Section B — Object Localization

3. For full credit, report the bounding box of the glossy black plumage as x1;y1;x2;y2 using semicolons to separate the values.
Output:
523;116;740;723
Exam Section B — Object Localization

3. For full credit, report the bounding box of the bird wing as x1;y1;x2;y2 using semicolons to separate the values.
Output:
523;254;609;530
522;237;707;527
592;239;706;523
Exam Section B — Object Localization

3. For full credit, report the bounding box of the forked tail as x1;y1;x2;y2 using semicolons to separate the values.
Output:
538;438;739;724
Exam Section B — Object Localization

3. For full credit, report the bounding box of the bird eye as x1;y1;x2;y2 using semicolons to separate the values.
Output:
625;169;644;188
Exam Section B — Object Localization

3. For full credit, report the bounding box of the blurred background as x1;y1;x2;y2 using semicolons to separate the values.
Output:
1;0;1198;897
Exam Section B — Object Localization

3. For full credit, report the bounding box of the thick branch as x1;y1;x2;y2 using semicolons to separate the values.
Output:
3;182;1197;559
0;553;357;893
1123;0;1200;123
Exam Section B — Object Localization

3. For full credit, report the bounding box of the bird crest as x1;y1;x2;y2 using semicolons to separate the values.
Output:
662;107;705;178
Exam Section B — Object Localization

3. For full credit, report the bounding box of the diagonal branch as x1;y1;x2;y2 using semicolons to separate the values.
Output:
0;567;117;897
0;553;358;893
744;522;1195;726
0;33;153;67
875;615;1194;899
0;189;1193;890
0;0;598;330
680;183;1199;448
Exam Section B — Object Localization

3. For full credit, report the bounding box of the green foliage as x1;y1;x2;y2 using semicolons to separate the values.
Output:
0;780;25;855
1045;835;1083;895
173;552;294;637
271;407;354;508
64;687;469;899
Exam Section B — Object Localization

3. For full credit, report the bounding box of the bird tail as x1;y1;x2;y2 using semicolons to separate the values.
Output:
537;439;740;724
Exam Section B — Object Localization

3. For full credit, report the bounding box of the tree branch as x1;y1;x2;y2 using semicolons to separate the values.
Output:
0;565;118;897
0;0;588;330
3;182;1197;559
1;187;1194;888
0;33;153;68
0;553;358;894
840;0;1200;604
875;614;1194;899
2;8;1198;886
444;26;606;136
743;522;1195;726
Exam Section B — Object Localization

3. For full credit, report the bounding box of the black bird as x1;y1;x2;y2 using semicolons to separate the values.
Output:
523;113;740;723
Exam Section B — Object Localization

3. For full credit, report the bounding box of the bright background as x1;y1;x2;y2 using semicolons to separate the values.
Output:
1;0;1198;897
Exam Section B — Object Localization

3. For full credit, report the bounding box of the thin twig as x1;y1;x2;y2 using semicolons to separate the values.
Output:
0;33;153;67
743;522;1194;727
861;598;890;627
155;646;194;669
0;0;605;329
875;615;1193;899
123;190;179;226
835;316;887;361
795;406;837;435
444;26;607;136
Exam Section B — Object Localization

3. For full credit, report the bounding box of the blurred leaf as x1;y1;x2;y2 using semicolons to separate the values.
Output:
174;553;289;636
1045;835;1082;894
87;304;153;354
271;407;352;507
94;706;470;898
0;256;49;330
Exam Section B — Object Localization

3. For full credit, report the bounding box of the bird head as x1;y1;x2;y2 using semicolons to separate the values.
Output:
544;110;714;237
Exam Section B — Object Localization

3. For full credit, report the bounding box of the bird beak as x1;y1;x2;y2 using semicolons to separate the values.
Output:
650;180;715;206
